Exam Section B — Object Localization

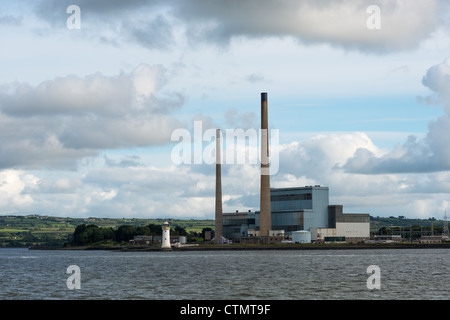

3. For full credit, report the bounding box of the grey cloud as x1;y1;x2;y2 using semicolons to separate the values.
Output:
0;74;133;117
81;165;204;201
103;155;144;168
0;64;184;170
342;136;440;174
31;0;447;53
0;113;96;170
223;107;256;130
176;0;443;52
34;0;157;24
128;15;175;50
58;114;181;150
34;0;173;50
36;177;83;194
421;59;450;103
343;59;450;174
0;15;23;26
246;74;268;84
276;132;377;182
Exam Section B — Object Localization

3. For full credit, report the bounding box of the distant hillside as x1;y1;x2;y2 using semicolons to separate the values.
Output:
370;216;445;230
0;214;446;247
0;215;214;247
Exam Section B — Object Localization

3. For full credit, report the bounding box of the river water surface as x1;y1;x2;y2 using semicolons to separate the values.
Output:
0;248;448;300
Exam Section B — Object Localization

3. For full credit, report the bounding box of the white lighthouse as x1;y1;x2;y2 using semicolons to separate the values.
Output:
161;221;172;250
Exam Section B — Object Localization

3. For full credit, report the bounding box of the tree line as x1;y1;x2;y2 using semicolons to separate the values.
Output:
68;223;212;246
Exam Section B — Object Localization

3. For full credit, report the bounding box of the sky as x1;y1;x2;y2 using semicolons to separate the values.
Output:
1;0;450;220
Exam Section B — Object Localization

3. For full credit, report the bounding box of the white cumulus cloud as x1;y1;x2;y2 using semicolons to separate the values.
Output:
342;58;450;174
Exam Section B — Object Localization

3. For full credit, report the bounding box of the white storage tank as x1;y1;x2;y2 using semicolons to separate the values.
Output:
179;236;187;244
292;230;311;244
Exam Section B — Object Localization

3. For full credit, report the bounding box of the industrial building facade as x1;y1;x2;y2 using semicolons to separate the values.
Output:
219;94;369;244
223;186;370;243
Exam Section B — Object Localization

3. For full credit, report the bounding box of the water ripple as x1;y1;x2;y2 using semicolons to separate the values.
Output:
0;248;449;300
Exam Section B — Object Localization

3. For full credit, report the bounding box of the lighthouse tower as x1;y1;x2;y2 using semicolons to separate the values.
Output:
161;221;172;250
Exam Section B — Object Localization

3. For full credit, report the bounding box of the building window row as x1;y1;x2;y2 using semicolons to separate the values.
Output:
271;193;312;202
272;225;304;232
223;219;255;225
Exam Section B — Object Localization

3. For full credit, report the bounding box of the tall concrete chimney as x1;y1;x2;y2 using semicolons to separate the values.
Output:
214;129;223;244
259;92;272;237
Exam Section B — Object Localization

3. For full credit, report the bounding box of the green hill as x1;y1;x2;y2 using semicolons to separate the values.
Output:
0;215;214;247
0;214;446;247
370;216;445;230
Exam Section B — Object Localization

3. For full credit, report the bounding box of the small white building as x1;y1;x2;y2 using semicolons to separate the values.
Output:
313;221;370;243
420;236;443;244
336;222;370;240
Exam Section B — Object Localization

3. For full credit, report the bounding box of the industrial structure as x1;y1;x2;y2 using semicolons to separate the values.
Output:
214;129;223;244
443;211;449;239
259;92;272;237
222;186;370;243
161;221;172;250
215;92;370;244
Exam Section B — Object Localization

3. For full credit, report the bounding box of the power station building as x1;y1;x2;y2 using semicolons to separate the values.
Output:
218;93;370;244
222;186;370;243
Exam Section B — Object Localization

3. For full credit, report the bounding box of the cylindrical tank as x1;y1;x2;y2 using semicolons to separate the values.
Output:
292;230;311;244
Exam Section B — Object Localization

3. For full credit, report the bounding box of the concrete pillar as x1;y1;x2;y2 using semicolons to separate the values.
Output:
215;129;223;244
259;92;272;237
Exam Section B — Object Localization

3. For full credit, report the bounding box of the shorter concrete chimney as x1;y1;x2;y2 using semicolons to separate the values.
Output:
214;129;223;244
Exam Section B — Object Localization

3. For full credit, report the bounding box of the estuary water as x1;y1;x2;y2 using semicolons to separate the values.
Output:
0;248;448;300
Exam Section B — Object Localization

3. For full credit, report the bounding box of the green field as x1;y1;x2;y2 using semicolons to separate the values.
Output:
0;214;445;247
0;215;215;247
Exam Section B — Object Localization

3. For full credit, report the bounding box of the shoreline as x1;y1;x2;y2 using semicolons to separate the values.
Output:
28;243;450;251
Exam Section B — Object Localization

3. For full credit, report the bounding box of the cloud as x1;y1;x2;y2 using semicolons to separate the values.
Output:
0;170;38;213
128;14;176;50
0;64;184;170
38;177;83;194
342;136;438;174
278;132;380;177
271;132;450;218
2;130;448;219
3;1;450;221
223;107;257;130
341;59;450;174
0;15;23;26
275;132;387;197
421;58;450;105
31;0;447;53
33;0;176;50
175;0;444;52
245;73;268;84
23;162;218;218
